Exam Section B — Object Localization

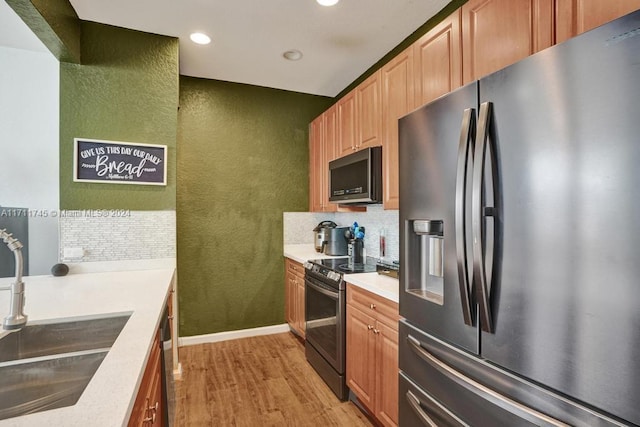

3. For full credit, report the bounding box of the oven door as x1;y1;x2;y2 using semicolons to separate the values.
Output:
305;274;345;373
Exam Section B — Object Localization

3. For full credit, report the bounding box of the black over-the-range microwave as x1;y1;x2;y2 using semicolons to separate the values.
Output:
329;146;382;204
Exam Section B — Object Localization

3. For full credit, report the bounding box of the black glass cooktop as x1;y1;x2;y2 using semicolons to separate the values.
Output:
312;256;378;274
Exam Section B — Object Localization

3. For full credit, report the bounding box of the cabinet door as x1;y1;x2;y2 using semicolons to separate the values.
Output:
556;0;640;43
149;358;163;426
357;70;382;150
346;305;376;411
414;9;462;108
375;320;399;427
336;90;357;157
309;115;324;212
285;274;296;327
462;0;554;84
382;47;414;211
128;331;162;427
296;279;306;337
310;108;337;213
322;106;337;212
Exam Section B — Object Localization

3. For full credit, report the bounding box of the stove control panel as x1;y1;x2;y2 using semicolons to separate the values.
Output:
304;261;343;284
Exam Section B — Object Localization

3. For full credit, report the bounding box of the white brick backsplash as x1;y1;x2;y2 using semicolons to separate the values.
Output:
59;210;176;262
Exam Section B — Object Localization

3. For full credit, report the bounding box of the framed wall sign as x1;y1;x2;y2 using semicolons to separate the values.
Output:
73;138;167;186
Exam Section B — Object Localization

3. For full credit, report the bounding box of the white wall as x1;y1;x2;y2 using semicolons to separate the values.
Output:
0;46;60;275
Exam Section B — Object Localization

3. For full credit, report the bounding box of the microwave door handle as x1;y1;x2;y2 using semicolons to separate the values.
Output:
455;108;476;326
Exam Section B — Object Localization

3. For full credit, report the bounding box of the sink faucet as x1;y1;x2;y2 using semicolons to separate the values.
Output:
0;228;27;330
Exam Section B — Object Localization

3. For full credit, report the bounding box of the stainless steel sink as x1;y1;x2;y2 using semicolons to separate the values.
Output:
0;313;130;362
0;313;131;420
0;350;107;420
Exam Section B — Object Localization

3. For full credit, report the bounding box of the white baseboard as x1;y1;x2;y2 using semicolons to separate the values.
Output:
178;323;291;347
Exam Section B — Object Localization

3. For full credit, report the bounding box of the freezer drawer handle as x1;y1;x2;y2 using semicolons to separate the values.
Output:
455;107;476;326
472;101;497;333
406;335;568;426
406;389;468;427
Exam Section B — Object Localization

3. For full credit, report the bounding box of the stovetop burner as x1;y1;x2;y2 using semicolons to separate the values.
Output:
337;262;374;273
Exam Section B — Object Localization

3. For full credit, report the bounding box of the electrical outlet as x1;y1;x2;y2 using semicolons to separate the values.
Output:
63;247;84;259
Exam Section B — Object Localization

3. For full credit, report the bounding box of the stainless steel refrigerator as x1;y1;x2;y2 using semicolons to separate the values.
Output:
398;10;640;427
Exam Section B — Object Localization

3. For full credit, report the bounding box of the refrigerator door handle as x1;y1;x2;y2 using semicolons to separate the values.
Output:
455;108;476;326
407;335;568;426
472;101;495;333
406;390;469;427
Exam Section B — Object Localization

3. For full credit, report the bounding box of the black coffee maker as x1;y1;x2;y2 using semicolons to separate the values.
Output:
345;222;365;266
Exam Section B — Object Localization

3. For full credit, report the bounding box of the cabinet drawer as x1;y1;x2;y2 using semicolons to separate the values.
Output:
347;283;399;328
285;258;305;280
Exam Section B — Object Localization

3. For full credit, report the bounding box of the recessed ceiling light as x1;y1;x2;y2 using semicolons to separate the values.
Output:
190;32;211;45
317;0;339;5
283;50;303;61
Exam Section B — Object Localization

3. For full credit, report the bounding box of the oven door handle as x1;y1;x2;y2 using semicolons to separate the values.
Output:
305;279;339;300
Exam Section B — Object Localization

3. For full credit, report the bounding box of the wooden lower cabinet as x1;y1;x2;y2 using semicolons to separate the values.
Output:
129;329;163;427
285;258;306;338
346;283;399;427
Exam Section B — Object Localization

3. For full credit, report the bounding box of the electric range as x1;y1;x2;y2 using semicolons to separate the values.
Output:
303;256;379;290
303;256;378;401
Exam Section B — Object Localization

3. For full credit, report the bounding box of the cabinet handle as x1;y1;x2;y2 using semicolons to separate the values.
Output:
143;412;156;424
147;401;159;412
374;328;380;334
369;303;376;310
367;324;374;330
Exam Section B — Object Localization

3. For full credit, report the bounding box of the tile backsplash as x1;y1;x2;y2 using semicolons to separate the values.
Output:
59;210;176;262
284;205;399;261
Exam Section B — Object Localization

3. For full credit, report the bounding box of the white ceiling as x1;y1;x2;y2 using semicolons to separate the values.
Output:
2;0;450;97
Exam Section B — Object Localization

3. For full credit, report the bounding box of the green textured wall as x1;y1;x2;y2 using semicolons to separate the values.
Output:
6;0;81;63
60;22;179;209
177;77;331;336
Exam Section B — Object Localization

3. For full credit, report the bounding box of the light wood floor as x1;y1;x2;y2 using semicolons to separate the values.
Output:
175;332;373;426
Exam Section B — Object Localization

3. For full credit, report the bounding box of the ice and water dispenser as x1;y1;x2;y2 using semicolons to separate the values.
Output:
404;219;444;304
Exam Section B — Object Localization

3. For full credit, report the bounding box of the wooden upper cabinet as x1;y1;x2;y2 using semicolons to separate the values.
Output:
414;9;462;108
556;0;640;43
309;109;337;213
461;0;554;84
357;70;382;150
336;90;357;157
381;47;414;210
309;115;323;212
324;104;337;163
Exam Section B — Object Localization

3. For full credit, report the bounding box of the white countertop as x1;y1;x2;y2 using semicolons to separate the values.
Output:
343;272;399;303
0;268;176;427
283;243;345;264
284;243;399;303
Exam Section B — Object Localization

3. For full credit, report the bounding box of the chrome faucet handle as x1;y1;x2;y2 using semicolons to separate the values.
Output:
0;228;27;330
